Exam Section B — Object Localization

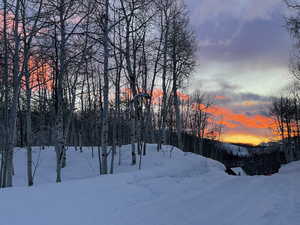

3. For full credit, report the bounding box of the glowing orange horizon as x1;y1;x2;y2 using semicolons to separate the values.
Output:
222;133;270;146
123;89;275;145
191;95;276;145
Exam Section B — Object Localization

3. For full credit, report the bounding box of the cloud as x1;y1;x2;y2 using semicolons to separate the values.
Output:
185;0;291;74
198;15;291;67
183;1;291;144
216;78;240;91
207;102;275;145
207;105;272;129
215;95;227;100
190;79;276;144
186;0;284;25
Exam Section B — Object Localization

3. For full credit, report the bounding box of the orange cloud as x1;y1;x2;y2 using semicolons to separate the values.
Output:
215;95;227;100
121;88;190;104
219;120;239;129
176;91;190;101
206;105;273;129
28;58;53;91
241;101;259;106
204;102;277;144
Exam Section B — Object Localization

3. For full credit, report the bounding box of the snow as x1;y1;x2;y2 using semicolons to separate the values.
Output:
231;167;246;176
221;143;249;157
1;144;300;225
12;145;223;186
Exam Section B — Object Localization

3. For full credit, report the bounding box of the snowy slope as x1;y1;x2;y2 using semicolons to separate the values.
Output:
12;145;223;186
1;145;300;225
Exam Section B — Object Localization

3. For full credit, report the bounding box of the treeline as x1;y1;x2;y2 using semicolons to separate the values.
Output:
269;0;300;163
0;0;219;188
270;89;300;162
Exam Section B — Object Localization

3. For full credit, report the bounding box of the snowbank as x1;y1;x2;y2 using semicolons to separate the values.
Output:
1;145;300;225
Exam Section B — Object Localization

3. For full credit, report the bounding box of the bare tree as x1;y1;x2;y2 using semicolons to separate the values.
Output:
40;0;93;182
20;0;45;186
0;0;24;187
169;2;196;150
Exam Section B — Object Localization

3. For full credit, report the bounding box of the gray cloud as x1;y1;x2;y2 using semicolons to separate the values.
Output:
195;79;273;116
184;0;293;96
185;0;284;25
196;11;291;67
217;78;240;92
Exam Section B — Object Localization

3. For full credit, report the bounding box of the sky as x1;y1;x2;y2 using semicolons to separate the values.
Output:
184;0;294;145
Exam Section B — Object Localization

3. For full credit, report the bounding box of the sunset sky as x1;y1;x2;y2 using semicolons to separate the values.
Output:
185;0;293;145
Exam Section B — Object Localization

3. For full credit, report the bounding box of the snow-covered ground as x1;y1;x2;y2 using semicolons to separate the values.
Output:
1;144;300;225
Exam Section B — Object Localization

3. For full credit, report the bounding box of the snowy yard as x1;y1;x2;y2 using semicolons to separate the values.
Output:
1;144;300;225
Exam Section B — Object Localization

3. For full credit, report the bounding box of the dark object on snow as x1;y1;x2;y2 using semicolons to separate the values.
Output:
241;151;281;176
225;167;237;176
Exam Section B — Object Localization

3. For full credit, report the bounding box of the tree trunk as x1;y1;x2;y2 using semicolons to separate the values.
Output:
100;0;110;175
